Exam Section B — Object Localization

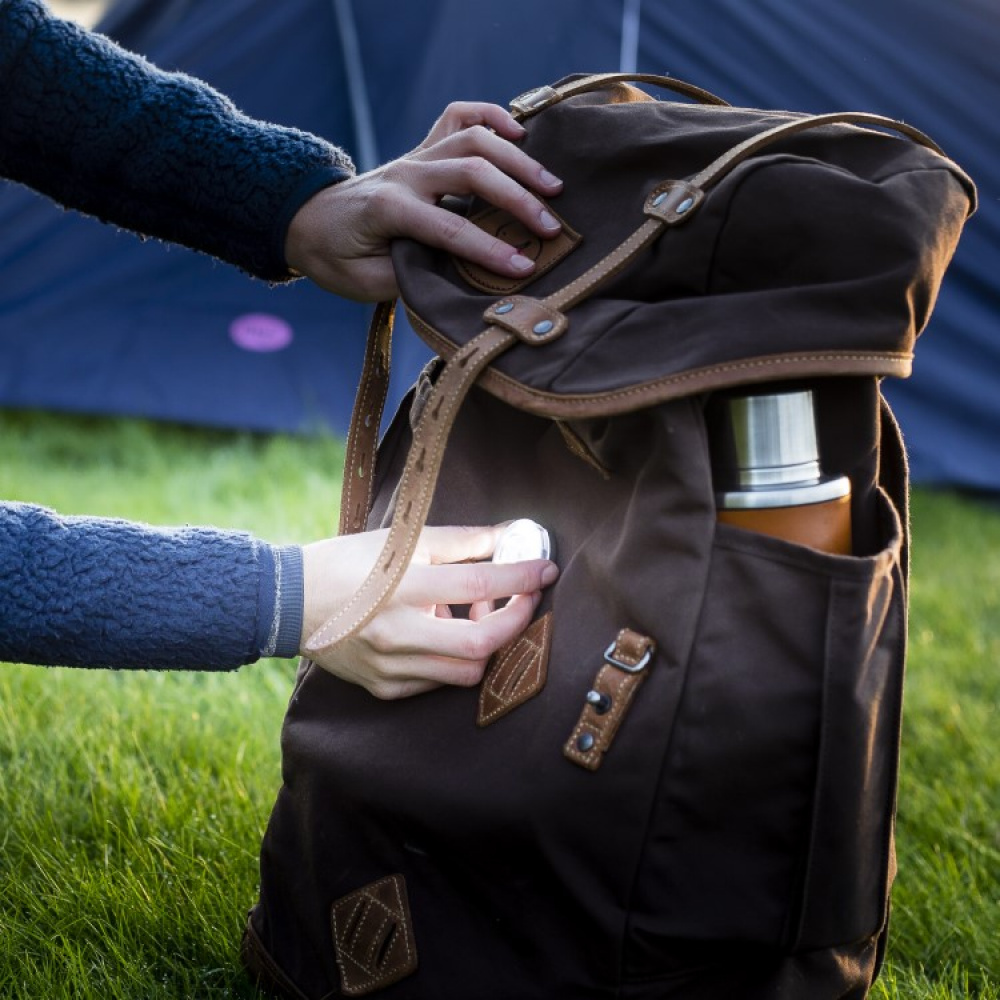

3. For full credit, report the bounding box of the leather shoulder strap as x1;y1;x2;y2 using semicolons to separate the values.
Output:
692;111;945;186
510;72;730;118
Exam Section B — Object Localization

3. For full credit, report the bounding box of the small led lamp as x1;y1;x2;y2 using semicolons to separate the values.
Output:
492;519;552;564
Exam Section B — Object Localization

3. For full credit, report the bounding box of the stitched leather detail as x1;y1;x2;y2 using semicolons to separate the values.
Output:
644;180;705;225
339;301;394;536
509;73;728;121
564;629;655;771
331;875;418;996
608;628;655;669
406;309;915;418
477;612;553;727
689;111;944;192
455;205;581;294
483;296;568;345
547;217;664;314
306;324;518;653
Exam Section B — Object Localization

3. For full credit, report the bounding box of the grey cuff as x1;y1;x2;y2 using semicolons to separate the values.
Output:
268;545;305;659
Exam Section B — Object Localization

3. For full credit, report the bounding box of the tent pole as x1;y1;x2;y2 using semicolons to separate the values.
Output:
332;0;379;171
620;0;641;73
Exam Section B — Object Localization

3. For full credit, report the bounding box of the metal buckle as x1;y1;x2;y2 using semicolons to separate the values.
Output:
604;642;652;674
510;85;559;115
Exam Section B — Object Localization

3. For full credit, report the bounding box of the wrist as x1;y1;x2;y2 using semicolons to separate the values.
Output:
278;169;350;278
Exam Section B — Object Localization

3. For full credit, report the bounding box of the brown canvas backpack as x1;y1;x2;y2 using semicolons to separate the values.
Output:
242;74;975;999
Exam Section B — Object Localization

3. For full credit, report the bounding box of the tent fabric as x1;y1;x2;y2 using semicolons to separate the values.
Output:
0;0;392;434
0;0;996;490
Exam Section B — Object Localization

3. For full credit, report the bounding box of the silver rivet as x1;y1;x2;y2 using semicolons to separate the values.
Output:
586;690;612;715
577;732;595;752
533;320;554;336
495;301;514;315
676;196;694;215
652;192;668;207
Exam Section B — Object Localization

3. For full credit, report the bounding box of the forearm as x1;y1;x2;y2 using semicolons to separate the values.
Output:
0;0;353;280
0;502;302;671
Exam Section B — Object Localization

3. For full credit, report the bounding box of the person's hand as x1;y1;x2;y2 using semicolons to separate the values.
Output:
300;524;559;699
284;102;564;301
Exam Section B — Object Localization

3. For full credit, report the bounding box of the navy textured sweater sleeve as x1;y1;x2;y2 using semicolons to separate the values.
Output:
0;503;302;671
0;0;354;280
0;0;343;669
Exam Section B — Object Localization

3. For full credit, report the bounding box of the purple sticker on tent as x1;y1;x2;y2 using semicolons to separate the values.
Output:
229;313;294;352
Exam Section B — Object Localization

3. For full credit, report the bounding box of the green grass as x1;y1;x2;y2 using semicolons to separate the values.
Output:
0;410;343;999
1;409;998;998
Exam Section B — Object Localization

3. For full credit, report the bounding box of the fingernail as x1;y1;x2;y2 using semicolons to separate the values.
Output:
510;253;535;272
540;169;562;188
539;210;560;232
541;563;559;586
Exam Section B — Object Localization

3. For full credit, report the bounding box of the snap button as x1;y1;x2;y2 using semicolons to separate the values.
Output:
576;732;596;752
586;690;612;715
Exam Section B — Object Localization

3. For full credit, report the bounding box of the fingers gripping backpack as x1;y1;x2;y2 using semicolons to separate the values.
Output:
242;74;975;999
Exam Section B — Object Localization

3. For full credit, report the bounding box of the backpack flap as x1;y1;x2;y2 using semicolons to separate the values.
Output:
393;74;976;418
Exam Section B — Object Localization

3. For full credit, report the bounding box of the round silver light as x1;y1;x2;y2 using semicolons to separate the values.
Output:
492;518;552;564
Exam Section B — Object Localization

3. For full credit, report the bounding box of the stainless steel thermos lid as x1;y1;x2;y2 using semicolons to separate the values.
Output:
709;389;850;509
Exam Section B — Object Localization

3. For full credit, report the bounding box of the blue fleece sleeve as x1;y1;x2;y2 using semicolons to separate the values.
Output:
0;0;354;280
0;501;281;671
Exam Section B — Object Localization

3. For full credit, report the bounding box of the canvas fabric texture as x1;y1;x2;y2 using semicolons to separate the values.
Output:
242;75;974;999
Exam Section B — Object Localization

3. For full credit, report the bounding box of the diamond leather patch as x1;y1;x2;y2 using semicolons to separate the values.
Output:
331;874;418;996
477;612;553;727
455;206;581;294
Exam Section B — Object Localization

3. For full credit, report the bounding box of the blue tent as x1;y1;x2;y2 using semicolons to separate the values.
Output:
1;0;996;488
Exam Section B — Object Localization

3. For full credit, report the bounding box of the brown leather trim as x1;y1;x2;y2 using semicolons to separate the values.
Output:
305;324;518;653
406;310;913;418
483;296;568;344
547;217;664;313
330;874;419;997
690;112;946;189
564;629;656;771
339;301;394;537
509;72;729;119
644;180;705;225
455;204;581;295
477;612;553;727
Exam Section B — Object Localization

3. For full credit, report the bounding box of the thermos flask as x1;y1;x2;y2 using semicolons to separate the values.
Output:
708;388;852;555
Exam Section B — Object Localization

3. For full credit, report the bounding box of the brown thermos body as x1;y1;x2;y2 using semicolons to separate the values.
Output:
709;388;852;556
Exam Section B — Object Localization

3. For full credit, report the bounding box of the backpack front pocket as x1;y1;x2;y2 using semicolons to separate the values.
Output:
625;486;904;973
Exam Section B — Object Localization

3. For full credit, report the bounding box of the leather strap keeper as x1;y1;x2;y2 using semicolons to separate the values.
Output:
564;629;656;772
483;296;568;344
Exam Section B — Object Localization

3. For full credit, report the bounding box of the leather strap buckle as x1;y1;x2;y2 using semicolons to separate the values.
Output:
564;629;656;771
604;641;652;674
